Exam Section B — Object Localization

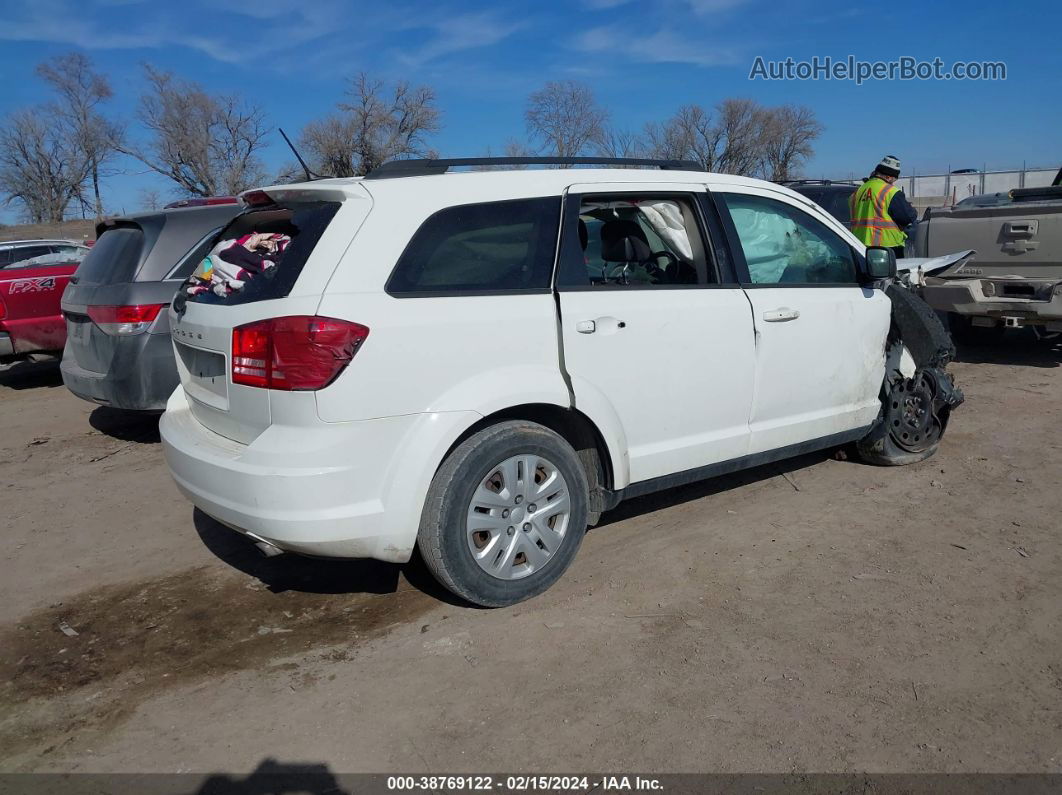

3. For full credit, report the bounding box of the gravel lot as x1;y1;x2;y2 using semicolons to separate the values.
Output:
1;339;1060;775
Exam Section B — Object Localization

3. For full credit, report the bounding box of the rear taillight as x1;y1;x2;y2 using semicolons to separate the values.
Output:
231;316;369;391
87;304;167;335
0;294;6;321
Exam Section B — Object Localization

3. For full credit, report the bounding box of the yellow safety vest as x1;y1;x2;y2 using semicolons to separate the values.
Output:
848;177;906;247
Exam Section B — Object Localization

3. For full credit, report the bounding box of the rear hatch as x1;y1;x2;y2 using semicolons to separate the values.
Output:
62;221;159;374
62;206;241;377
171;183;370;444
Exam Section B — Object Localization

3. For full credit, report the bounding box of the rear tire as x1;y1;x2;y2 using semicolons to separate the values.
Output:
857;369;952;466
418;420;590;607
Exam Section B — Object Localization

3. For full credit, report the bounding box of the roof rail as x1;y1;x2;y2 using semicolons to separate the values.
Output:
365;157;705;179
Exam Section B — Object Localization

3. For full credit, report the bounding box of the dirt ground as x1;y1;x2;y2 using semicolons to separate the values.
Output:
0;219;96;244
1;338;1060;775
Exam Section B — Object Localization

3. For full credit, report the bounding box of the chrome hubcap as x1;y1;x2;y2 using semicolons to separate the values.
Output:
466;454;571;580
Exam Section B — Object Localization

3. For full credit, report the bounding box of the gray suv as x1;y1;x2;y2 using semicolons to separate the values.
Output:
61;203;241;411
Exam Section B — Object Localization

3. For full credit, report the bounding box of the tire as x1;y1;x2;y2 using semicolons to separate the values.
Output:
857;369;953;466
418;420;590;607
948;313;1004;346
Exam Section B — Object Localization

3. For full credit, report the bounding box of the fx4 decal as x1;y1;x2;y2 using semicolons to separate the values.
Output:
8;277;57;294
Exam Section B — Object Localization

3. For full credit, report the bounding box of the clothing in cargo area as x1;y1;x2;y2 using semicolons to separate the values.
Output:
187;232;292;298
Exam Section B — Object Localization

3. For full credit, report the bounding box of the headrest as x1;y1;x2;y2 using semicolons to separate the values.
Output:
600;219;651;262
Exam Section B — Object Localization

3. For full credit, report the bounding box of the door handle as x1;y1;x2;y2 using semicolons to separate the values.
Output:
576;317;627;334
763;308;800;323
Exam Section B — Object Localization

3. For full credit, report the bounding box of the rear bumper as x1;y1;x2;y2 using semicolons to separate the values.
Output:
160;388;480;562
61;331;179;411
921;279;1062;328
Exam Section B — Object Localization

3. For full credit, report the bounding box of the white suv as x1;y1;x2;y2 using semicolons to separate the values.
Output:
160;157;962;607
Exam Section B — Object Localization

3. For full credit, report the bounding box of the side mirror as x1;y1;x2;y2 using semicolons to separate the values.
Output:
865;246;897;280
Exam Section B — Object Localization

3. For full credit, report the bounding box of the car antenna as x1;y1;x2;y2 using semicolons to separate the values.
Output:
279;127;322;181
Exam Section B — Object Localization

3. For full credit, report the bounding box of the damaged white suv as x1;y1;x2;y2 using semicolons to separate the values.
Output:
160;157;963;607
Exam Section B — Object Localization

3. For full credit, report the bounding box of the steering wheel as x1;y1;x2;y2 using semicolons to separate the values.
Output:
649;251;679;270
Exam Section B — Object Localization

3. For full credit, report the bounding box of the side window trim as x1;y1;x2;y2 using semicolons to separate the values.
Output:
709;190;752;284
714;190;861;288
554;190;727;292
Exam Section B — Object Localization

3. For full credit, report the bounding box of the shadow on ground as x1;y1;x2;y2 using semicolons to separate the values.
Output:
194;758;350;794
953;330;1062;368
194;509;465;606
595;449;842;529
88;406;162;443
0;358;63;389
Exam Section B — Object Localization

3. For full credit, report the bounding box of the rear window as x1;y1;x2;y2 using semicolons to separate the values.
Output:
1;245;53;268
74;227;145;285
386;197;560;296
183;202;340;306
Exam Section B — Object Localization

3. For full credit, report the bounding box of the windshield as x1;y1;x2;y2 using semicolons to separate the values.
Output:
796;187;854;225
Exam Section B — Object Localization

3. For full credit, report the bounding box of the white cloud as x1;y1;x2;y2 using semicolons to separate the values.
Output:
0;0;340;65
572;24;741;67
393;11;525;68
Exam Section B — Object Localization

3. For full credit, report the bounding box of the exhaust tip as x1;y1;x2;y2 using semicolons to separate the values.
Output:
252;539;285;558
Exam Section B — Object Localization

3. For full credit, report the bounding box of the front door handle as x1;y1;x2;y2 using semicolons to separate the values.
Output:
763;307;800;323
576;317;627;335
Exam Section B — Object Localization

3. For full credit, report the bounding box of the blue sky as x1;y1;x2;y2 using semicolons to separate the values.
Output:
0;0;1058;220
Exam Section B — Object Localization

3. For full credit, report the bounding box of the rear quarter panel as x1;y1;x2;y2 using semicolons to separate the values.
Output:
0;263;78;353
315;178;571;424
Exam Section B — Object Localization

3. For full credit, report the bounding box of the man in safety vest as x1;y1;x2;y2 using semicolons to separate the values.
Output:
848;155;918;258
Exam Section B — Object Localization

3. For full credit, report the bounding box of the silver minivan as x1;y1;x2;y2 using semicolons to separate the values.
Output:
61;203;241;411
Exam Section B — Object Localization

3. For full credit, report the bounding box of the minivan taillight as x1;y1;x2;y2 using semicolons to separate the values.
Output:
87;304;167;335
231;316;369;391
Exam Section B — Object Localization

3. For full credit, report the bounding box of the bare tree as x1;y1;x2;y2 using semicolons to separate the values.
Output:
759;104;823;181
299;115;359;177
36;53;122;219
644;104;720;170
0;108;88;223
642;99;821;178
473;140;535;171
137;188;163;211
126;66;270;197
714;98;767;176
298;73;441;177
596;126;644;160
525;81;608;158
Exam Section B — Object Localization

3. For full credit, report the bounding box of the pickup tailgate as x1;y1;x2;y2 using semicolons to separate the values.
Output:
926;203;1062;279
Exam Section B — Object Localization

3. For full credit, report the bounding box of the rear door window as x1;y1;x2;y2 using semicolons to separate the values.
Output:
73;227;145;285
386;197;560;296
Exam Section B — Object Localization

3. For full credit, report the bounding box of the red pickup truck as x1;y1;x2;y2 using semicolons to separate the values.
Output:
0;241;90;361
